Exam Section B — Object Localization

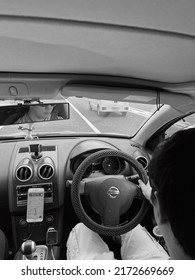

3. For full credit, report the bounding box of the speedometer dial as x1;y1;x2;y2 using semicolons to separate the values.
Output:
102;156;121;174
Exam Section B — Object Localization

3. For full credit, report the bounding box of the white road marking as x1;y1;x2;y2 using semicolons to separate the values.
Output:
68;100;101;133
128;106;152;118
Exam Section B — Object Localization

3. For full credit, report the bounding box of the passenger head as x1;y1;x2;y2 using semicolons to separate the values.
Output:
28;104;55;121
148;128;195;259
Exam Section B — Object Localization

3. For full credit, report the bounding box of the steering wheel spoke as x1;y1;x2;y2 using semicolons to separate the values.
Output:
78;180;86;195
136;186;144;199
102;200;121;226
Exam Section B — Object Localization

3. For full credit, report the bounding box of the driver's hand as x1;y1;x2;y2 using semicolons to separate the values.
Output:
138;179;152;203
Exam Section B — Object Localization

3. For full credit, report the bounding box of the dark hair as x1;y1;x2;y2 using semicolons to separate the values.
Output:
148;128;195;259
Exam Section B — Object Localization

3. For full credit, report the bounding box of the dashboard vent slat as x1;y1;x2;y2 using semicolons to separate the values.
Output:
19;146;56;153
42;146;56;152
19;147;30;153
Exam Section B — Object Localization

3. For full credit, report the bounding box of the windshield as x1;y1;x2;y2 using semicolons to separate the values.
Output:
0;97;157;138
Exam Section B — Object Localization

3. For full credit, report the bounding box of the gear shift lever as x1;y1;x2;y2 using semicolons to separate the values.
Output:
20;240;48;260
21;240;36;260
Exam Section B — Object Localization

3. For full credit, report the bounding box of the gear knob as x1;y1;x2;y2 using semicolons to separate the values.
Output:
21;240;36;259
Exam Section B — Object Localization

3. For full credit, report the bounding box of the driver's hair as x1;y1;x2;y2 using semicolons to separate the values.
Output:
148;128;195;259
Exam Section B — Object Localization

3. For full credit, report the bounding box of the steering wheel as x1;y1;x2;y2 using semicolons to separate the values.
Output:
71;149;149;236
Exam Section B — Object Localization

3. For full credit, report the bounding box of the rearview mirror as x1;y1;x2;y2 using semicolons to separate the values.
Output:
0;101;70;125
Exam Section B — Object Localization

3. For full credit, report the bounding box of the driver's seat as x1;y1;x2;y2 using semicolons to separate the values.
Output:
0;230;8;259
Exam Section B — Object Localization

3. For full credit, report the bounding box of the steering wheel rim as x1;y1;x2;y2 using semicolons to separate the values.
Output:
71;149;149;236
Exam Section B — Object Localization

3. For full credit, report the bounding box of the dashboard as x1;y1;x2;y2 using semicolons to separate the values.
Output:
0;136;149;249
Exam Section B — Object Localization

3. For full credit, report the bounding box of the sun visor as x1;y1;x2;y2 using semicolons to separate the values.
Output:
62;84;193;108
0;82;62;99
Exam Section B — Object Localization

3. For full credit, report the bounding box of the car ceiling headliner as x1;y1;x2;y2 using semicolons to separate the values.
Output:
0;0;195;85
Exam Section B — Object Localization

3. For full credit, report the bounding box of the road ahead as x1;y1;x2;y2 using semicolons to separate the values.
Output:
67;97;154;135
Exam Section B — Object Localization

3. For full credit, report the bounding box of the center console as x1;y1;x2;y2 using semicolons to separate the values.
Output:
8;143;64;258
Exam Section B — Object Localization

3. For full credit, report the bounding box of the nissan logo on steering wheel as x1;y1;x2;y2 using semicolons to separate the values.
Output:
107;186;120;198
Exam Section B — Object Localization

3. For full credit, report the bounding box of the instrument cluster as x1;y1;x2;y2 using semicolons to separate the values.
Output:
71;154;126;177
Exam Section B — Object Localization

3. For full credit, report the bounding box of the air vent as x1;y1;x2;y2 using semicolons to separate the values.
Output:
136;156;148;169
16;165;33;182
19;147;30;153
38;164;55;180
42;146;56;152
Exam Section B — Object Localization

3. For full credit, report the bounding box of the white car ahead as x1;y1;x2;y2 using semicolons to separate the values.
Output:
89;99;129;116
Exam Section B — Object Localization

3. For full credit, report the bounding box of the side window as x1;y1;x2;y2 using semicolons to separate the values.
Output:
165;113;195;138
147;113;195;152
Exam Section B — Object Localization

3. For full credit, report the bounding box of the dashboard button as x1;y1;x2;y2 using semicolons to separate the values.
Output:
46;215;54;224
19;219;28;228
